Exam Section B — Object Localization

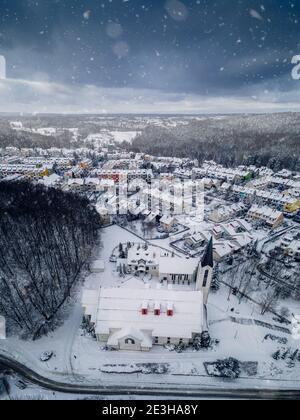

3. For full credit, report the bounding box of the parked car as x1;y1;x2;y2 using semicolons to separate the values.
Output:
293;215;300;223
15;379;27;390
40;351;54;362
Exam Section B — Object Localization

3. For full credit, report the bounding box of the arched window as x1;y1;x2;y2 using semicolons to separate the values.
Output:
125;338;135;345
203;269;210;288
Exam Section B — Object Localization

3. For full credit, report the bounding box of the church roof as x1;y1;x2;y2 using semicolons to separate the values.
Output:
201;237;214;268
92;287;204;340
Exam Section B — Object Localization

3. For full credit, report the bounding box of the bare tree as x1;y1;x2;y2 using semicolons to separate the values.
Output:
260;288;280;315
0;181;101;338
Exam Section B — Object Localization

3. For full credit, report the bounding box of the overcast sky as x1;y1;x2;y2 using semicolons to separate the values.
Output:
0;0;300;114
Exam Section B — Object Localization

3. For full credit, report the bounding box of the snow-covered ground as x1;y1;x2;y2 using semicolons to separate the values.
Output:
69;283;300;386
0;225;299;395
84;131;140;147
9;122;79;142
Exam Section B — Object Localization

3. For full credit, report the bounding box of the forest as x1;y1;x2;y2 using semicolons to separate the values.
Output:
0;121;75;149
0;181;101;339
128;113;300;171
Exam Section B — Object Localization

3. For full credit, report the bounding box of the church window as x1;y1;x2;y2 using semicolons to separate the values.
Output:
203;269;210;287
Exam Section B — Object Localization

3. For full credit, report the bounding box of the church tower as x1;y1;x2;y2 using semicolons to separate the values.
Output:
196;237;214;304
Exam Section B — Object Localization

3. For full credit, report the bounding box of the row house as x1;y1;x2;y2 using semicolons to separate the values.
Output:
247;205;284;229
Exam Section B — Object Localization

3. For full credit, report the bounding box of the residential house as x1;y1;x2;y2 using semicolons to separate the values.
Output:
247;205;284;228
184;233;205;250
160;215;177;233
280;236;300;261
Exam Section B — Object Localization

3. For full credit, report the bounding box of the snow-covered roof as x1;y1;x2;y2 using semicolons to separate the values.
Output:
42;173;61;186
160;215;177;225
144;211;158;223
235;218;253;232
213;240;239;259
127;244;159;265
220;182;231;190
68;178;84;186
231;233;253;248
186;233;204;244
93;286;203;339
85;178;100;185
159;257;198;275
248;205;283;222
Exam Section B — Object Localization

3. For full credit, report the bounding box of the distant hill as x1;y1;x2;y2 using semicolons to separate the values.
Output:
1;112;299;171
127;113;300;171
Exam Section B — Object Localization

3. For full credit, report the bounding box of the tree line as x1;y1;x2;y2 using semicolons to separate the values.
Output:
127;113;300;171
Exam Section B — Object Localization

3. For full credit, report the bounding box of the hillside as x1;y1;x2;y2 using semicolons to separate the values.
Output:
128;113;300;171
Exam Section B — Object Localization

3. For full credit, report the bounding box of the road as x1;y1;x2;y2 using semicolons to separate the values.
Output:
64;303;83;377
257;225;294;253
1;354;300;400
257;264;299;294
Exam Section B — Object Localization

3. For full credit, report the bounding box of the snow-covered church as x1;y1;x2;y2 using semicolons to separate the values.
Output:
82;239;214;352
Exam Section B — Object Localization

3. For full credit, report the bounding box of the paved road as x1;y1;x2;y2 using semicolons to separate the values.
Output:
1;354;300;400
63;303;83;377
257;225;294;253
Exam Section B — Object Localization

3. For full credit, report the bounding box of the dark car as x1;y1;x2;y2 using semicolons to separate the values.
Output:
294;215;300;223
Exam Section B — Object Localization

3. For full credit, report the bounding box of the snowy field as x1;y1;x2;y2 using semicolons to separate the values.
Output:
84;130;140;147
0;225;300;397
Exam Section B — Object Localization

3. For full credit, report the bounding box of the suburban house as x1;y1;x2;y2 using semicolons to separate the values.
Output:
280;236;300;261
41;173;62;188
284;198;300;214
159;215;177;232
207;203;245;223
82;240;214;351
184;233;205;249
247;205;284;228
